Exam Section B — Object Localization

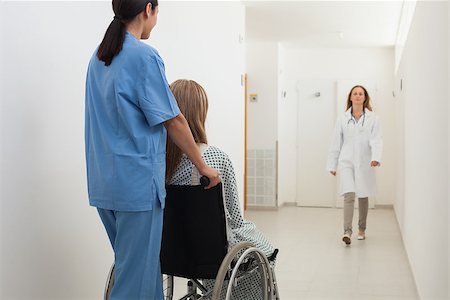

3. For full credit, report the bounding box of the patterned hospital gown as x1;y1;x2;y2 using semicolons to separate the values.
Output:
169;145;275;299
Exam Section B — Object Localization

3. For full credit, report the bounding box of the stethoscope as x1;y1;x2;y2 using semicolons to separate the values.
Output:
347;107;366;127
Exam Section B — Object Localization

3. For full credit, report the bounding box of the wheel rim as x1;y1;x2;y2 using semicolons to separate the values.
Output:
224;247;273;300
212;241;253;299
163;275;174;300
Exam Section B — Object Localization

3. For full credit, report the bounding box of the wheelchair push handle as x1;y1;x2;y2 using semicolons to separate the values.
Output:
200;176;210;187
268;248;279;262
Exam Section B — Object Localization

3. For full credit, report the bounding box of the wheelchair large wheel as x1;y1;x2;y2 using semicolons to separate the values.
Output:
163;274;174;300
212;242;274;300
104;263;115;300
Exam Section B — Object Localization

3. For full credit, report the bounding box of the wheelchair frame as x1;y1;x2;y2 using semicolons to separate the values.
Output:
104;241;279;300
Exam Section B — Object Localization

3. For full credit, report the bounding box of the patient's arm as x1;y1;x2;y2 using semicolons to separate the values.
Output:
220;153;244;230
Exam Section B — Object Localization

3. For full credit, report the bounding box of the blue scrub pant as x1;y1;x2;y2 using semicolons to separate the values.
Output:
98;204;164;300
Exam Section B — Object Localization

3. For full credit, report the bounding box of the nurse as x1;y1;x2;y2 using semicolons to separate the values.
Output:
327;85;382;246
84;0;220;299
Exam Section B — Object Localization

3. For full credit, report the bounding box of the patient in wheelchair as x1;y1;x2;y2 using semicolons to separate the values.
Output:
166;79;276;299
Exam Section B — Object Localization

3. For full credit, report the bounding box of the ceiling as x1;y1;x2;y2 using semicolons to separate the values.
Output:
245;1;404;47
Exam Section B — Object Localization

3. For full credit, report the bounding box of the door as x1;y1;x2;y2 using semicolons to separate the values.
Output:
296;80;336;207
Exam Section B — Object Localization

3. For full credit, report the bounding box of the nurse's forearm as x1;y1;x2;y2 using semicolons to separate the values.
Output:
165;114;221;188
164;114;207;171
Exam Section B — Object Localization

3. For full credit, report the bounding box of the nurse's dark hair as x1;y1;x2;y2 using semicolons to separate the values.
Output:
346;85;373;111
166;80;208;183
97;0;158;66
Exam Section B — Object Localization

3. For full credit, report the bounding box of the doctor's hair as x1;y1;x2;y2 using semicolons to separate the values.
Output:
166;79;209;182
97;0;158;66
346;85;373;111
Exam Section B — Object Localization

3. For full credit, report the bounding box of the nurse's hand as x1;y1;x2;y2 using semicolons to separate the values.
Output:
371;161;380;167
199;165;221;189
330;171;336;176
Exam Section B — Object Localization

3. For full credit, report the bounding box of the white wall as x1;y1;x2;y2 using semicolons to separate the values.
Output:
0;2;245;299
395;2;448;299
246;42;278;150
245;42;278;207
278;46;396;206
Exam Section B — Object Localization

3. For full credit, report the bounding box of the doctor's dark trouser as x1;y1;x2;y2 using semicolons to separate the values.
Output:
97;203;164;300
343;192;368;235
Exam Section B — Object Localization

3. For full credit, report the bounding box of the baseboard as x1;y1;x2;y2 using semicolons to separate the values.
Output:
246;205;279;211
374;204;394;209
247;202;393;210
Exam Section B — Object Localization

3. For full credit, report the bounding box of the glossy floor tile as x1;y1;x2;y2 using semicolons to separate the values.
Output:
169;207;418;300
244;207;419;300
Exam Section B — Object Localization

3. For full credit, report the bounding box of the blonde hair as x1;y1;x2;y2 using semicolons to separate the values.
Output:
346;85;372;111
166;79;208;182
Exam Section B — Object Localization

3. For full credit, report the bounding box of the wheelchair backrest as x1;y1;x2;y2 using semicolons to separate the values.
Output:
161;183;228;279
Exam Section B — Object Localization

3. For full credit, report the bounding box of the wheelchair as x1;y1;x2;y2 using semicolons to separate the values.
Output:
104;180;280;300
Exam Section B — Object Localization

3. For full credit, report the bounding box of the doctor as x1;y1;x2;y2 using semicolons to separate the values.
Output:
85;0;220;298
327;85;382;245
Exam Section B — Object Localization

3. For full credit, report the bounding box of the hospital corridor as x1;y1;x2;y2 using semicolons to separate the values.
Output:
0;1;448;300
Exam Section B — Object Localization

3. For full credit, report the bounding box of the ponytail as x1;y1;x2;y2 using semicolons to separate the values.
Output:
96;0;158;66
97;17;126;66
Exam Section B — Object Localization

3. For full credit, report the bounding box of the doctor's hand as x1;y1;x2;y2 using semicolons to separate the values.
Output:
371;161;380;167
330;171;336;176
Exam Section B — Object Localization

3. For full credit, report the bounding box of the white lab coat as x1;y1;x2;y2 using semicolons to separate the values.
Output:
327;108;383;198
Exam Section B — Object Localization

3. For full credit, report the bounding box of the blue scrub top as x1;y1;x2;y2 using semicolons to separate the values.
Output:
85;32;180;211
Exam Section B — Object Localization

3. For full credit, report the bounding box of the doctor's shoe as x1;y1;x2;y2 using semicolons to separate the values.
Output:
342;233;351;245
357;231;366;240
